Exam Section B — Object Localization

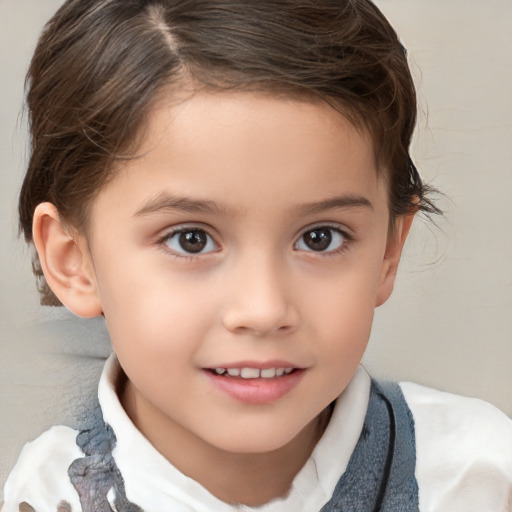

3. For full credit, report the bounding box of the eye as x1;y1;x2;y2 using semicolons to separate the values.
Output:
295;226;346;253
163;228;218;255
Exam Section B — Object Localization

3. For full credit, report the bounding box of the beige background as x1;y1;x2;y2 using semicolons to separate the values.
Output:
1;0;511;497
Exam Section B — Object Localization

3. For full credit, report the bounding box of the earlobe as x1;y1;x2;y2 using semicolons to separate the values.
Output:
375;212;415;307
32;202;103;318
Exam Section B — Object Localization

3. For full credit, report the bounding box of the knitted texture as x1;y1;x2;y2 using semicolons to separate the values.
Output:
320;380;419;512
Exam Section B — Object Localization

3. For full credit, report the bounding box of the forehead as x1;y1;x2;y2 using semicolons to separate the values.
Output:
93;91;387;222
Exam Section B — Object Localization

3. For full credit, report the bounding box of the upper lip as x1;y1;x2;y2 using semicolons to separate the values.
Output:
205;360;305;370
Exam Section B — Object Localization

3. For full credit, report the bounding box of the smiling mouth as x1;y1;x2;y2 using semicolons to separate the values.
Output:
210;367;296;379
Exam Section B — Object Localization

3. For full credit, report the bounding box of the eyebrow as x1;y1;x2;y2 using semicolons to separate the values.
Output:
134;193;236;217
294;195;373;216
134;193;372;218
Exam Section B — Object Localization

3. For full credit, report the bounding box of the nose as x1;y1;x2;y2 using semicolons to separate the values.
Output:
221;254;299;337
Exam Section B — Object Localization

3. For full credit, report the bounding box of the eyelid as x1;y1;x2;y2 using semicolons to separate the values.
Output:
296;222;352;239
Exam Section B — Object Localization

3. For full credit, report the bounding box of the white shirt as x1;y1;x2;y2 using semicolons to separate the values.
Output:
3;355;512;511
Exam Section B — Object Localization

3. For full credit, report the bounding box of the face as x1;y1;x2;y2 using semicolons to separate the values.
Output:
80;92;403;460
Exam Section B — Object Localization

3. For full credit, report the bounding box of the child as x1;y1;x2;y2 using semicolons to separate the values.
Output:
3;0;512;511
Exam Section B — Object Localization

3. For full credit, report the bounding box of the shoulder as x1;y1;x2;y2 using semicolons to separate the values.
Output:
400;381;512;461
2;426;83;512
399;382;512;512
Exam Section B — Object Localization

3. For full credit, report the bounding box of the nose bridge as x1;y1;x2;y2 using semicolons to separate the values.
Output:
222;247;297;336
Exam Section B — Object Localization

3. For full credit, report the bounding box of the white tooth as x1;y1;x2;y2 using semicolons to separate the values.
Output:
241;368;260;379
260;368;276;379
284;368;293;374
275;368;285;377
215;368;226;375
227;368;241;377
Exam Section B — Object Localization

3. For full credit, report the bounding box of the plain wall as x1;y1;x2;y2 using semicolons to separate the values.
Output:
363;0;512;415
1;0;511;496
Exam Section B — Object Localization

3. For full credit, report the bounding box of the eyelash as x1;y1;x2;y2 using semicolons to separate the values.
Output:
157;224;352;259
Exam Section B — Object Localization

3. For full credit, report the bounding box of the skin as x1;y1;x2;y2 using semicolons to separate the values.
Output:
33;92;413;506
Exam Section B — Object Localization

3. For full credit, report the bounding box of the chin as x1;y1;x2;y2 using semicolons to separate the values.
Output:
205;423;308;455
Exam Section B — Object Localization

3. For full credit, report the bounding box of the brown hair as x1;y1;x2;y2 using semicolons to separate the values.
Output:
19;0;439;306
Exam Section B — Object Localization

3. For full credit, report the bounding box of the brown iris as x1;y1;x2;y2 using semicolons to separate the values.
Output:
302;228;333;251
178;230;208;253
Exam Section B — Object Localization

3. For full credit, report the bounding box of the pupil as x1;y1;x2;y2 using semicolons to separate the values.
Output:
179;230;207;253
305;228;331;251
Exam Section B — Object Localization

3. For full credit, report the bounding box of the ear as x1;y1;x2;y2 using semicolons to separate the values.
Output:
32;202;103;318
375;212;415;307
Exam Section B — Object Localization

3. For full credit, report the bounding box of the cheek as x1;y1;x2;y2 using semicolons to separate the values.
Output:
315;296;375;362
94;255;216;358
304;259;382;324
301;254;383;358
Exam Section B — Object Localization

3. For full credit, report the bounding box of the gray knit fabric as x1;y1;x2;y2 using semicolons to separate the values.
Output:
67;405;143;512
320;380;419;512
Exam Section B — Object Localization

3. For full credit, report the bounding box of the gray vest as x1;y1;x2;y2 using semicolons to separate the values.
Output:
63;380;419;512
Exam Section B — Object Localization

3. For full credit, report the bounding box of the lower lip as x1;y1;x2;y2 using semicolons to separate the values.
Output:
204;369;305;405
